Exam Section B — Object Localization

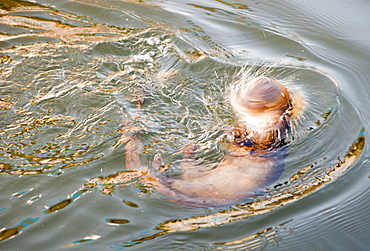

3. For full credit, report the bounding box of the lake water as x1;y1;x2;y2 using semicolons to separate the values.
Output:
1;0;370;250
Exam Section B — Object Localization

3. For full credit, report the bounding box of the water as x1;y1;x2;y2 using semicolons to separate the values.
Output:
0;0;369;249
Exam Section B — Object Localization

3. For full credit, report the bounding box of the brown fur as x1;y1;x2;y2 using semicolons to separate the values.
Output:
123;77;293;207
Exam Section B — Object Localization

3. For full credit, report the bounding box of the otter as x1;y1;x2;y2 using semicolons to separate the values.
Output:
122;77;293;207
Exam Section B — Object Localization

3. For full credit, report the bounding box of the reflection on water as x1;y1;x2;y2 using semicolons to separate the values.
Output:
0;217;39;242
118;131;364;248
212;221;290;250
1;0;370;249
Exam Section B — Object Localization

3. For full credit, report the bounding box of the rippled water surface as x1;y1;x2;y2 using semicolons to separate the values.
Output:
1;0;370;250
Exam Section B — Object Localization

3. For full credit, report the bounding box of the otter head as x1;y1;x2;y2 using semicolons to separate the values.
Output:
230;77;291;128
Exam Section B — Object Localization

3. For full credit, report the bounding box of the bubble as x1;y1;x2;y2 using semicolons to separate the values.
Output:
147;37;160;45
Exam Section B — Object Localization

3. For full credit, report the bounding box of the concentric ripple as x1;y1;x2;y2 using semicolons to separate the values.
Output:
0;0;368;250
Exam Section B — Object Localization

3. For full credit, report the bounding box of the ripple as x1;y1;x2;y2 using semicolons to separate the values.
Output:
118;131;364;248
1;0;369;249
0;217;40;242
106;218;130;225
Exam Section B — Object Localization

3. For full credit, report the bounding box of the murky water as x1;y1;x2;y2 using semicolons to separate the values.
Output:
1;0;370;250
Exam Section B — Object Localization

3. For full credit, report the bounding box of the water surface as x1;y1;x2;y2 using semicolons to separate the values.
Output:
1;0;370;250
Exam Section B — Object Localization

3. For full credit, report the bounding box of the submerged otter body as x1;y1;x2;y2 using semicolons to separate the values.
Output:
155;147;287;206
124;77;293;207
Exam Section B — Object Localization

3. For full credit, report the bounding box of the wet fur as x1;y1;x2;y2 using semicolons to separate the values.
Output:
123;77;295;207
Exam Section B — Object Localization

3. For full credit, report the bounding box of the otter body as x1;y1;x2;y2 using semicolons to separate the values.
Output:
155;148;287;206
123;77;293;207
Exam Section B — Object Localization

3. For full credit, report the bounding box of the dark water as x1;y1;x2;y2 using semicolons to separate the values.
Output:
1;0;369;250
